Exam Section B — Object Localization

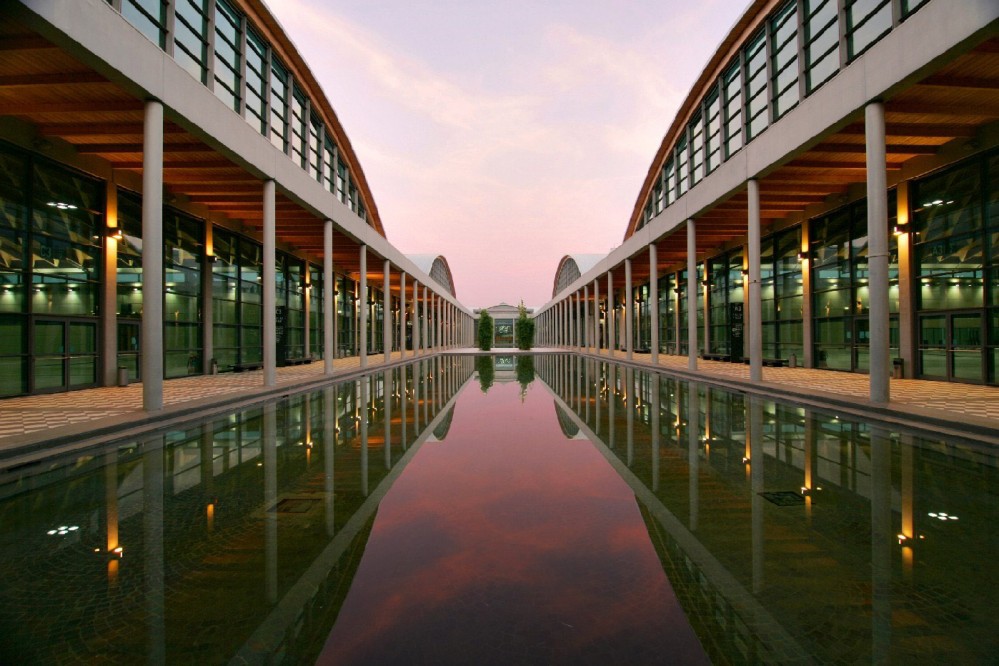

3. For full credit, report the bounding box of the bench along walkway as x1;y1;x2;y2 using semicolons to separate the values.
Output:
0;347;996;464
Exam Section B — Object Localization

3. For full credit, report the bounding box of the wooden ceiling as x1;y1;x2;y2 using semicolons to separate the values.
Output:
0;16;427;298
600;37;999;295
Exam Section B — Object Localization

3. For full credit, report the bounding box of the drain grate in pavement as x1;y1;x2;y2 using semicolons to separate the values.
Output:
758;491;806;506
270;498;318;513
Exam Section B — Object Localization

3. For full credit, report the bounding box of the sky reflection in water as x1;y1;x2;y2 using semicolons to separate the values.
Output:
319;379;708;665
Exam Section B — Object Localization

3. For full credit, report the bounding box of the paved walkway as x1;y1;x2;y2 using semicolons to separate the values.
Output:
592;348;999;443
1;347;996;464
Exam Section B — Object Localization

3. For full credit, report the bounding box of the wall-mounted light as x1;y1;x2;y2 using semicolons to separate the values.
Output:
207;253;218;263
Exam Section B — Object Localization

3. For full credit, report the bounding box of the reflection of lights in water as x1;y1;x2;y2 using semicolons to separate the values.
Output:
47;525;79;536
928;512;959;521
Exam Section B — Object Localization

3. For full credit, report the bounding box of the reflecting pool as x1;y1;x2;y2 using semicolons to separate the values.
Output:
0;354;995;664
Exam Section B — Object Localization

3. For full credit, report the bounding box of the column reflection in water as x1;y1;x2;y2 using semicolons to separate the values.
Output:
384;370;392;469
264;402;278;604
871;426;893;662
200;423;214;534
651;373;660;493
324;386;336;537
143;435;165;666
749;394;764;594
584;358;591;424
361;377;369;497
401;366;408;451
803;414;816;524
594;361;601;436
900;433;915;579
422;361;429;426
626;367;634;466
608;364;616;450
105;450;120;587
687;381;699;532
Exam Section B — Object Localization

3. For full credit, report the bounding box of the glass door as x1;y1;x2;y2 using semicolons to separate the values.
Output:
33;320;65;392
32;318;98;393
918;312;984;383
951;313;983;382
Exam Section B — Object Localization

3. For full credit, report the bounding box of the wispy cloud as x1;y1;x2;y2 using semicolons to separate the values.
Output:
267;0;746;308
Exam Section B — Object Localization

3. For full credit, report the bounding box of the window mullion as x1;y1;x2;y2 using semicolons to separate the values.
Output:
205;0;217;93
165;0;176;56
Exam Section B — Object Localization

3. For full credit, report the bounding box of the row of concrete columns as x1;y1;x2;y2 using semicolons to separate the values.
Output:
138;100;474;412
537;102;891;403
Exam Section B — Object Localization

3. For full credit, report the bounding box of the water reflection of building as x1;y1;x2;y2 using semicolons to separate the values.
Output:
536;355;998;664
0;1;474;405
536;0;999;390
0;356;475;663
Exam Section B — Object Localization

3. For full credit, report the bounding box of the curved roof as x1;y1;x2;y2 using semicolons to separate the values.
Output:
622;0;771;241
407;254;457;297
552;254;603;297
243;0;385;237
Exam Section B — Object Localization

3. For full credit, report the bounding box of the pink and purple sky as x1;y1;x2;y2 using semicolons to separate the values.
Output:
267;0;749;309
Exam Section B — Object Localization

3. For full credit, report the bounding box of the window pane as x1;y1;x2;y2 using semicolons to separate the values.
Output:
804;0;839;92
213;0;242;112
770;1;800;119
846;0;892;59
723;61;743;157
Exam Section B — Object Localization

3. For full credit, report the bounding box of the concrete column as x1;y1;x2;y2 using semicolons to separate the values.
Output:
559;301;565;347
583;286;590;351
867;101;890;403
686;220;698;371
421;285;428;354
437;294;443;350
593;279;601;355
359;245;368;368
607;272;614;352
142;99;164;411
748;179;762;382
412;281;420;354
575;295;582;348
399;273;407;359
323;220;334;375
383;259;391;363
624;258;634;360
262;179;276;386
649;243;659;364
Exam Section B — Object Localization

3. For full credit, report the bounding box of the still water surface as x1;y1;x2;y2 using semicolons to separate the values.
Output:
0;354;994;664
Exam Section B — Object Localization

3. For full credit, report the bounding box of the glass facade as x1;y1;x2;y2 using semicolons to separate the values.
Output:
811;196;898;373
0;145;103;396
636;0;930;227
913;151;998;384
114;0;375;230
